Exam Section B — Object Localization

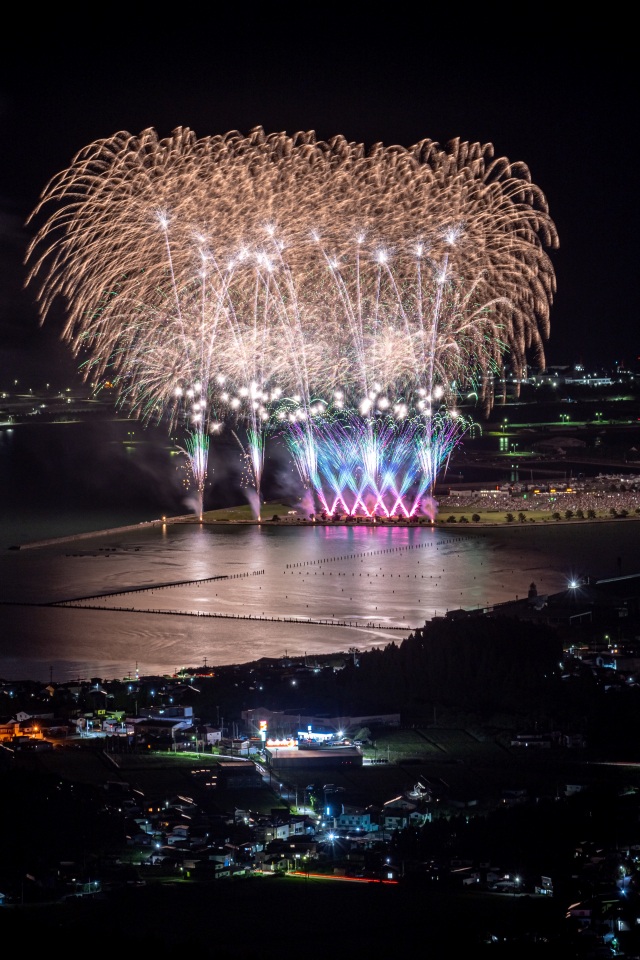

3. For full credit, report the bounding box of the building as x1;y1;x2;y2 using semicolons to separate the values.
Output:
215;760;264;789
265;742;363;772
242;707;400;739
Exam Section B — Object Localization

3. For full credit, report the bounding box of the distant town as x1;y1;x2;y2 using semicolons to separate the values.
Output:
3;560;640;954
2;360;640;954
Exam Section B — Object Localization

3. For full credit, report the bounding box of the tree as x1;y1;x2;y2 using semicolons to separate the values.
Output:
505;513;515;523
564;509;574;520
552;512;561;521
352;726;371;743
446;516;457;523
472;514;481;523
518;512;527;523
587;509;596;519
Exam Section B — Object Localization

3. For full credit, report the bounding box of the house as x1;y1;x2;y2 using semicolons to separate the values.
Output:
381;796;418;831
261;816;309;843
0;717;18;741
566;901;593;925
15;710;53;725
146;705;194;720
166;823;191;846
130;716;193;749
335;809;379;833
16;713;50;738
265;838;318;861
146;846;185;866
202;724;223;745
260;855;289;873
219;737;252;755
204;844;247;870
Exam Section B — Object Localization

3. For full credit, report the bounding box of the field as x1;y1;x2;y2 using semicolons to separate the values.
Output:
29;722;640;824
175;499;640;527
283;725;640;815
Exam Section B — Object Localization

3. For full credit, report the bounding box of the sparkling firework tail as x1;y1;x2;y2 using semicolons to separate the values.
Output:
179;427;210;517
25;127;557;515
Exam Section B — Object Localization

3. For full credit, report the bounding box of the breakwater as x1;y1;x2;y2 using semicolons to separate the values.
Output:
11;516;193;550
47;603;401;632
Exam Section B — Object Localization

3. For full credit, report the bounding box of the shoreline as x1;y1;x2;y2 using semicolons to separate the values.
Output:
9;466;640;550
10;510;640;551
10;514;195;550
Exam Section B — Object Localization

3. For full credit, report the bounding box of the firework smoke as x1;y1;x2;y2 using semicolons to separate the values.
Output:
25;127;558;515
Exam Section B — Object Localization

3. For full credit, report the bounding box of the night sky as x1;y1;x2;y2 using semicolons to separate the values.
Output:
0;19;636;389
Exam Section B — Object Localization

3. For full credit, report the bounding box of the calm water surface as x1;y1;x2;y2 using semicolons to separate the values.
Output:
1;517;638;683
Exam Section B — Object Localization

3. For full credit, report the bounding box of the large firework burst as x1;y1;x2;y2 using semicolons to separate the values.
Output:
24;126;558;517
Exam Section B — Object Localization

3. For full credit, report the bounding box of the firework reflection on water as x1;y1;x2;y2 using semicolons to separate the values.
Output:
0;517;631;683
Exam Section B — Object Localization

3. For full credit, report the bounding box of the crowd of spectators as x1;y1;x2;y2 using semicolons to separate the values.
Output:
439;473;640;519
